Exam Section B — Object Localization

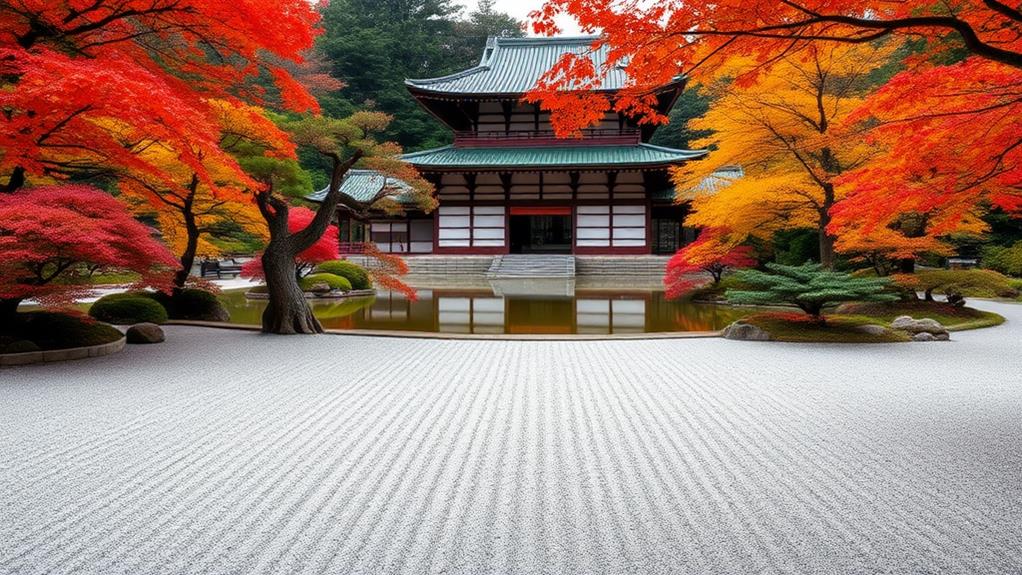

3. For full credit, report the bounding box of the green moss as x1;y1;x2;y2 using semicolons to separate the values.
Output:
835;301;1004;331
89;294;168;325
4;311;123;351
742;313;911;343
313;260;371;290
299;273;352;292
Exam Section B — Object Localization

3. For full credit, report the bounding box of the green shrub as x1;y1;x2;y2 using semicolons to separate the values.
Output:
727;262;898;318
156;288;229;321
299;273;352;292
0;338;41;354
894;269;1017;306
89;293;168;324
10;311;123;350
982;241;1022;277
313;260;371;290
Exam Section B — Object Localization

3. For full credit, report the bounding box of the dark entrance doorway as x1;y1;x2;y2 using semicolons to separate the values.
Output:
509;207;572;254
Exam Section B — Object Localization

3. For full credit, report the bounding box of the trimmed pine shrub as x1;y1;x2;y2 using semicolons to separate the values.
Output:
89;293;168;325
313;260;371;290
727;262;898;319
299;273;352;292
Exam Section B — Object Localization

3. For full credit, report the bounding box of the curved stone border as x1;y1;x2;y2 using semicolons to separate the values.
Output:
165;320;721;341
0;336;126;367
244;289;376;300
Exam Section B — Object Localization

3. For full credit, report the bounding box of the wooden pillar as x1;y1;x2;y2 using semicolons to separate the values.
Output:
569;171;580;201
500;172;513;202
501;101;513;135
607;171;618;201
465;172;477;202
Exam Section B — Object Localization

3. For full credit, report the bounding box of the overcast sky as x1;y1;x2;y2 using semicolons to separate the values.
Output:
459;0;584;35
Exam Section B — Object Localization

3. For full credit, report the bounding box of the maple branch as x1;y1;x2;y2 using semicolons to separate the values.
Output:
290;149;365;253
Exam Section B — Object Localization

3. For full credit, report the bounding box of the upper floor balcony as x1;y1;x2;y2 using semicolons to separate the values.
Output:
454;128;642;148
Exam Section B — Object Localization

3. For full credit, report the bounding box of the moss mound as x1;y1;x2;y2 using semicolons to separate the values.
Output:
741;312;910;343
313;260;371;290
89;293;168;325
151;288;229;321
300;273;352;292
3;311;123;351
835;301;1004;331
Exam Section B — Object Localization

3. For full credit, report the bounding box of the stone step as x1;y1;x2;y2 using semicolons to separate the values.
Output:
487;255;576;278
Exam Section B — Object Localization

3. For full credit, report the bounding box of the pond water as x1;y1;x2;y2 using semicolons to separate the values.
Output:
218;279;756;334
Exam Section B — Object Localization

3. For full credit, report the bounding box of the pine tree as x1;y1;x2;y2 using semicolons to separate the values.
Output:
726;263;898;320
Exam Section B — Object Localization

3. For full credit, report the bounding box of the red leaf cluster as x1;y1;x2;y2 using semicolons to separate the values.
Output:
0;185;177;304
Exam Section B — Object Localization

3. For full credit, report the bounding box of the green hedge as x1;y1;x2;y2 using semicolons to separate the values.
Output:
983;241;1022;277
89;293;168;325
299;273;352;292
6;311;123;351
150;288;228;321
313;260;371;290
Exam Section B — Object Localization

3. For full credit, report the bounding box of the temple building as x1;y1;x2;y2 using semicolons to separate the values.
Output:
324;36;706;256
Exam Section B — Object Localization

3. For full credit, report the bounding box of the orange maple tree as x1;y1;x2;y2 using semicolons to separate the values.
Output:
0;0;320;193
527;0;1022;244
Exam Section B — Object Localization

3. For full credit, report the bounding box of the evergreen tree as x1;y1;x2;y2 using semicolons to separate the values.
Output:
726;263;898;320
316;0;523;151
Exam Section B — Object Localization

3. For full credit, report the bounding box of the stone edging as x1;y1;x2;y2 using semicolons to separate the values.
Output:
164;320;721;341
244;289;376;300
0;337;126;367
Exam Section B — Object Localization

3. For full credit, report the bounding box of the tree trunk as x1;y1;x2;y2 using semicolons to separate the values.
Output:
260;238;322;334
174;212;200;290
818;182;837;270
255;149;364;335
818;231;836;270
0;298;23;331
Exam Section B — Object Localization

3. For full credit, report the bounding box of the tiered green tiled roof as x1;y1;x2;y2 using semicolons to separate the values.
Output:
406;36;675;95
402;144;705;169
307;169;414;203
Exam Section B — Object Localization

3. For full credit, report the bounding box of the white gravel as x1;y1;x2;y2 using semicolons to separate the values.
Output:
1;301;1021;574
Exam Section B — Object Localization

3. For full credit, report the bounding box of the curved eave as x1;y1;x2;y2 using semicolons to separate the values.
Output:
401;144;707;171
404;76;687;101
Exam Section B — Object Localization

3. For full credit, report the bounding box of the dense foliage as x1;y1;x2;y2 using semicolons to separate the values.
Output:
983;242;1022;277
2;311;124;351
89;293;169;325
894;269;1017;306
727;263;899;319
317;0;524;150
0;185;176;314
664;232;756;299
300;273;353;292
314;260;372;290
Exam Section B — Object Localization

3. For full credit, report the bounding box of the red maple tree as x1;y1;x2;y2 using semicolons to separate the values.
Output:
664;230;756;299
0;185;177;320
0;0;321;193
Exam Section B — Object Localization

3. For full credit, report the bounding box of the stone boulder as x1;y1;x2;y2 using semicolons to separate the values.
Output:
890;315;950;341
126;323;165;344
854;324;889;336
722;321;772;341
308;282;332;295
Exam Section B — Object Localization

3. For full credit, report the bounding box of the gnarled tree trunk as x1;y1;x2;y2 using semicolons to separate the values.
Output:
255;149;364;334
260;236;321;334
172;176;201;290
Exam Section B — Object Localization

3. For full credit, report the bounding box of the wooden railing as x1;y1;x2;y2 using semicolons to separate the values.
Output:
454;128;640;147
339;241;368;255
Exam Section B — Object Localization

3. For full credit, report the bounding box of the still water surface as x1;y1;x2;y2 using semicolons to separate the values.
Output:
219;284;755;334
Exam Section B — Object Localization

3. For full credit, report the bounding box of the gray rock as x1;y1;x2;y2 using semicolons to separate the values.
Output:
855;324;889;336
912;332;937;342
126;323;165;344
934;332;951;341
308;282;332;294
722;321;772;341
891;315;948;335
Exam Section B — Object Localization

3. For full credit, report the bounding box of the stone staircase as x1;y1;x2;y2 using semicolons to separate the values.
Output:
348;255;495;275
487;254;576;278
574;255;671;277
